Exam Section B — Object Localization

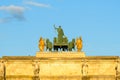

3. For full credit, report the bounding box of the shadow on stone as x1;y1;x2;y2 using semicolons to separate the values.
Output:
33;76;40;80
82;76;90;80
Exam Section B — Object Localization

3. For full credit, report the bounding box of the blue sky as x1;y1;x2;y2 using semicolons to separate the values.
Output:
0;0;120;57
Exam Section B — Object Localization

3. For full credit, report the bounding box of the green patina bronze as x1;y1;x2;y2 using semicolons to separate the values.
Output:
53;25;75;51
46;39;52;51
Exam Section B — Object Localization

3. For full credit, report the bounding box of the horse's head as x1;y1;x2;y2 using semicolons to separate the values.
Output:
46;39;49;43
72;38;75;44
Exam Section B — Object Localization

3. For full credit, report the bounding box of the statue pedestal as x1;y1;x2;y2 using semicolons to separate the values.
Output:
36;51;86;58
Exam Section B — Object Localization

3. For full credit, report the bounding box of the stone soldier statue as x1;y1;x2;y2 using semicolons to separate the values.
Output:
33;61;40;80
115;60;120;79
81;61;88;76
0;60;5;80
54;25;64;44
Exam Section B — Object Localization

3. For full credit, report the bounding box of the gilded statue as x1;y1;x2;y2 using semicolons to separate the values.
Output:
76;36;83;52
38;37;45;51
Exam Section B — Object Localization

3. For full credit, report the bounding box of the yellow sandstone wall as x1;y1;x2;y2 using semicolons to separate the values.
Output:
1;57;35;80
40;59;83;80
87;56;117;80
0;52;119;80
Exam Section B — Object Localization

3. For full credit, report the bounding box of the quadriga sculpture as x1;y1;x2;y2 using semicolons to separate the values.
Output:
38;25;83;52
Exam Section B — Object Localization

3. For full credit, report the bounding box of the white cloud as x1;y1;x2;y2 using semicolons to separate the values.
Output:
0;18;7;23
0;5;25;12
25;1;51;8
0;17;12;23
0;1;51;23
0;5;26;22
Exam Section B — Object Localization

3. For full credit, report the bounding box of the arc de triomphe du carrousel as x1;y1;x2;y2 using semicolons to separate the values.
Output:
0;25;120;80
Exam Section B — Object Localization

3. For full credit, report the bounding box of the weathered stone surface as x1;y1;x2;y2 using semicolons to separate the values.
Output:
36;51;86;58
